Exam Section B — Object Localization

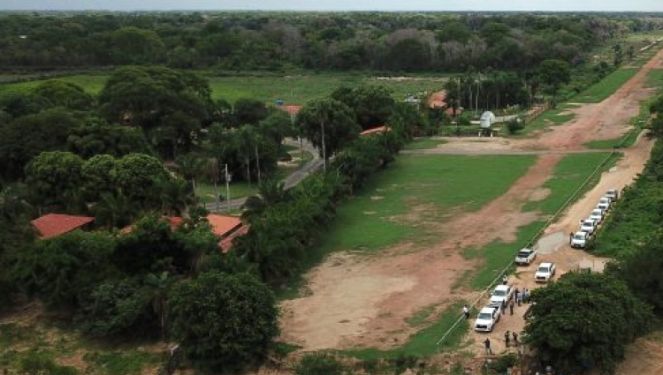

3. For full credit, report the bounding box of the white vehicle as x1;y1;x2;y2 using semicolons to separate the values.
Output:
489;284;514;307
597;198;611;211
580;219;597;235
474;306;500;332
606;189;619;201
599;195;612;207
515;248;537;265
535;262;556;283
589;208;604;224
570;231;589;249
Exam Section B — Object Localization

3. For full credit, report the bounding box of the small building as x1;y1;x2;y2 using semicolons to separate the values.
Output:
360;125;391;137
278;104;303;119
31;213;95;239
206;214;247;252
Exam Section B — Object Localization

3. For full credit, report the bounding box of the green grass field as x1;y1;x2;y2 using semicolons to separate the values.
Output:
573;68;638;103
402;138;447;150
0;72;447;105
522;104;577;135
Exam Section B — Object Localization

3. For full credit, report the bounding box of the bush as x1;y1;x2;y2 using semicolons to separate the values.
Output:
506;119;524;134
295;354;345;375
168;271;279;372
19;349;78;375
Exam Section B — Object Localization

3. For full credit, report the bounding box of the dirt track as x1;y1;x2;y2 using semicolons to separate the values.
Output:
279;48;663;354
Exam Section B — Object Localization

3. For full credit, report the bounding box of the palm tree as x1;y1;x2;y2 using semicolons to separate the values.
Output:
94;190;134;228
157;178;195;216
144;271;173;339
175;154;207;192
241;179;289;222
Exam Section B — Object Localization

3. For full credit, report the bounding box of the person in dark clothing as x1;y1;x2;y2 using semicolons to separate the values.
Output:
509;299;515;315
484;337;492;355
504;330;510;347
512;331;519;346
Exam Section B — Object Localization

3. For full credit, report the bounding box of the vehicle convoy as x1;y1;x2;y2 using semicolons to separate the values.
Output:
490;285;514;307
535;262;556;283
580;219;597;234
589;208;604;224
474;306;500;332
570;231;589;249
514;248;537;265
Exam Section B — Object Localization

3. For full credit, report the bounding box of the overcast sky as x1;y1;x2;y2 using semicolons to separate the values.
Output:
2;0;663;12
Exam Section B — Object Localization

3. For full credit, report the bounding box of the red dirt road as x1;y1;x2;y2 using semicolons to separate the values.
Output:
279;48;663;353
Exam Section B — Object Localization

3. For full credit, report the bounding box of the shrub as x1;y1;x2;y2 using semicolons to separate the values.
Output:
295;353;345;375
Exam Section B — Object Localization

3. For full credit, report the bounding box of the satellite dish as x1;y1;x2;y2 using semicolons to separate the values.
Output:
480;111;496;129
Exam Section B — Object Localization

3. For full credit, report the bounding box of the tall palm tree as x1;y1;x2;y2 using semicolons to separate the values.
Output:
94;190;134;228
158;178;195;216
175;154;207;192
144;271;173;339
241;179;289;222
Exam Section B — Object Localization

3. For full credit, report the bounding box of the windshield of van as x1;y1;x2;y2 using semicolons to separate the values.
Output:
538;266;549;272
493;290;506;297
574;234;585;240
517;251;530;257
478;312;493;320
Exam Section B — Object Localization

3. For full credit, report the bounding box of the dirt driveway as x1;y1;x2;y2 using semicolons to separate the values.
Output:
279;47;663;353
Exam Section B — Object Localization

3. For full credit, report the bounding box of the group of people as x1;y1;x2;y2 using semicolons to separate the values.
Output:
483;331;521;355
506;287;531;315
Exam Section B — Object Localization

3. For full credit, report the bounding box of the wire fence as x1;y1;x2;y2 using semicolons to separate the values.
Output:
434;127;644;349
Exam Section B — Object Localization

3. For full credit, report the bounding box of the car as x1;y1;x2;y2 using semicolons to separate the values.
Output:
535;262;556;283
570;231;589;249
515;248;537;265
597;198;611;211
606;189;619;201
580;218;596;235
474;306;500;332
589;208;604;224
599;196;612;208
489;284;514;307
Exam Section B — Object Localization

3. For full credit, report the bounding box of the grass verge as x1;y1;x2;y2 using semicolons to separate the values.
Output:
573;68;638;103
403;138;447;150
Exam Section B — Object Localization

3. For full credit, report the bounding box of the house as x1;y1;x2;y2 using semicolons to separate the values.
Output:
278;104;303;118
428;90;464;116
360;125;391;136
31;213;95;239
206;214;247;252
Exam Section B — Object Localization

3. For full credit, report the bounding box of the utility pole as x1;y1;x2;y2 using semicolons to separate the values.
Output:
321;120;327;172
225;163;230;211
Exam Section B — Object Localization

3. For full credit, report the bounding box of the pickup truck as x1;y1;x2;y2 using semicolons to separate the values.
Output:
589;208;604;224
515;248;537;265
606;189;619;201
580;218;597;234
535;262;556;283
570;231;589;249
474;306;500;332
489;284;514;307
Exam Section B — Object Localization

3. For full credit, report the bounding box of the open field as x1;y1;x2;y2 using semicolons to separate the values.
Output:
0;72;447;104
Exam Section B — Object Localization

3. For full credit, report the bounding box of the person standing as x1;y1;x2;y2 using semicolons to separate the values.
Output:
502;275;508;285
509;299;515;315
512;331;519;346
484;337;493;355
463;304;470;319
504;330;510;348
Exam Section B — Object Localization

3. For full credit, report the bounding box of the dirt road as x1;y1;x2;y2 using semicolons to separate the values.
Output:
279;48;663;353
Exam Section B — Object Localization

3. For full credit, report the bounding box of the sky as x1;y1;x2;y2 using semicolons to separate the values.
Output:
2;0;663;12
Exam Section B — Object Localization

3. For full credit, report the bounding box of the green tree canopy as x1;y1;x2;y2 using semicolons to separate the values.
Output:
332;85;395;130
24;151;84;210
32;80;94;111
0;108;82;180
168;271;279;372
538;59;571;100
234;98;269;126
108;26;165;64
525;272;652;375
297;98;361;159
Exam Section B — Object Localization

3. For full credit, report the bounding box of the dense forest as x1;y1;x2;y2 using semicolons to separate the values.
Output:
1;12;662;71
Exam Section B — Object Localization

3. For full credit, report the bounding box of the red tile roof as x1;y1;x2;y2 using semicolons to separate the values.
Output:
31;213;95;239
280;104;302;117
360;125;391;136
206;214;242;238
219;224;250;253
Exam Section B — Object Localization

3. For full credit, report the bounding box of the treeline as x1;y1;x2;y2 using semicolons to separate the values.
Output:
523;95;663;374
1;12;661;72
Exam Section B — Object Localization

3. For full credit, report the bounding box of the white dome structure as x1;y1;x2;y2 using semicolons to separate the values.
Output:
480;111;496;129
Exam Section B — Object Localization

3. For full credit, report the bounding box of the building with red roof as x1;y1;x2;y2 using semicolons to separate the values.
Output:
206;214;246;253
31;213;95;239
279;104;302;117
360;125;391;136
219;224;250;253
